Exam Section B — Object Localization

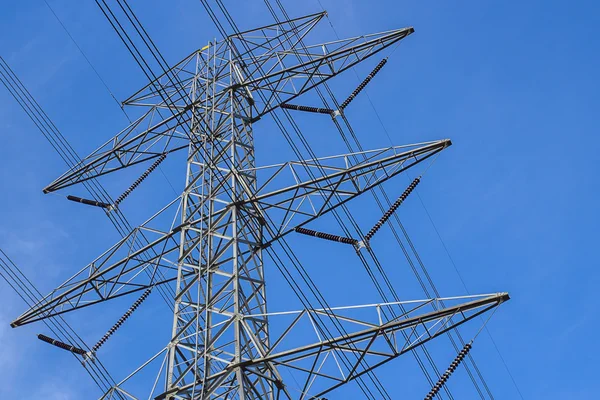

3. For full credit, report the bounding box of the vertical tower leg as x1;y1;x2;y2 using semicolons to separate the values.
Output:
165;43;272;399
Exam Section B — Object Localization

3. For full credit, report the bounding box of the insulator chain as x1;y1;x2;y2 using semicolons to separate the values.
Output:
338;58;387;111
364;177;420;242
113;153;167;208
295;226;358;246
91;288;152;353
280;103;334;115
424;342;473;400
37;333;87;355
66;195;111;209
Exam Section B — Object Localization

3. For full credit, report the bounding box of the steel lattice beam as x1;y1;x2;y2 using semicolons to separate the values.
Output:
165;293;508;399
43;16;413;194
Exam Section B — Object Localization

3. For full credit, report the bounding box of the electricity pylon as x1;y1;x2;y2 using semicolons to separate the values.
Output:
11;12;509;399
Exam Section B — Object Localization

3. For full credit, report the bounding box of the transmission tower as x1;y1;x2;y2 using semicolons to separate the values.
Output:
8;9;509;400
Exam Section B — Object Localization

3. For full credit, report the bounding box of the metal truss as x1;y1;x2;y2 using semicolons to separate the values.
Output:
221;293;508;399
243;140;449;239
96;293;508;400
43;12;413;194
12;11;508;400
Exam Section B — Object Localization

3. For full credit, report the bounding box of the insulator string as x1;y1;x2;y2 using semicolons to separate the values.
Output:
37;333;87;355
92;288;153;353
66;194;112;209
424;342;473;400
113;153;167;208
281;103;334;115
295;226;358;246
338;58;387;111
364;177;420;242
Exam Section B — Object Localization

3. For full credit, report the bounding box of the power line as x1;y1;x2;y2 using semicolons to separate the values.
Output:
263;2;475;398
42;0;131;122
94;3;385;397
268;1;498;398
200;2;391;397
416;190;526;400
312;3;524;399
0;249;123;397
210;1;474;397
0;55;177;315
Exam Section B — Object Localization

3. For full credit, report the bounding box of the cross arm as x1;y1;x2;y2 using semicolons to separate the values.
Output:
10;199;190;327
43;107;191;193
232;26;414;117
169;292;508;399
241;139;451;241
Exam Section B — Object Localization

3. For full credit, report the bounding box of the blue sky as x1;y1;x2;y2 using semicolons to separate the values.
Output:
1;0;598;398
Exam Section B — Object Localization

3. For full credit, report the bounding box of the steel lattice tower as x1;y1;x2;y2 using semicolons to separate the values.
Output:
9;11;509;400
165;40;273;398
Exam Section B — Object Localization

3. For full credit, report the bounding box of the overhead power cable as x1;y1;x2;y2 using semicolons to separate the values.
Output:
200;2;394;398
0;56;176;316
0;249;124;398
416;191;526;400
301;3;517;398
94;3;347;395
41;0;180;197
259;2;454;397
308;5;501;397
42;0;131;122
211;2;454;396
94;1;398;398
201;6;387;400
262;1;501;398
20;0;230;388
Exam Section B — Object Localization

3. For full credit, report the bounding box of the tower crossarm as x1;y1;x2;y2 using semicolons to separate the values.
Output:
10;198;191;327
43;105;192;193
164;293;509;399
122;12;327;108
10;228;181;327
43;46;234;194
43;16;413;194
241;139;450;239
230;26;414;118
